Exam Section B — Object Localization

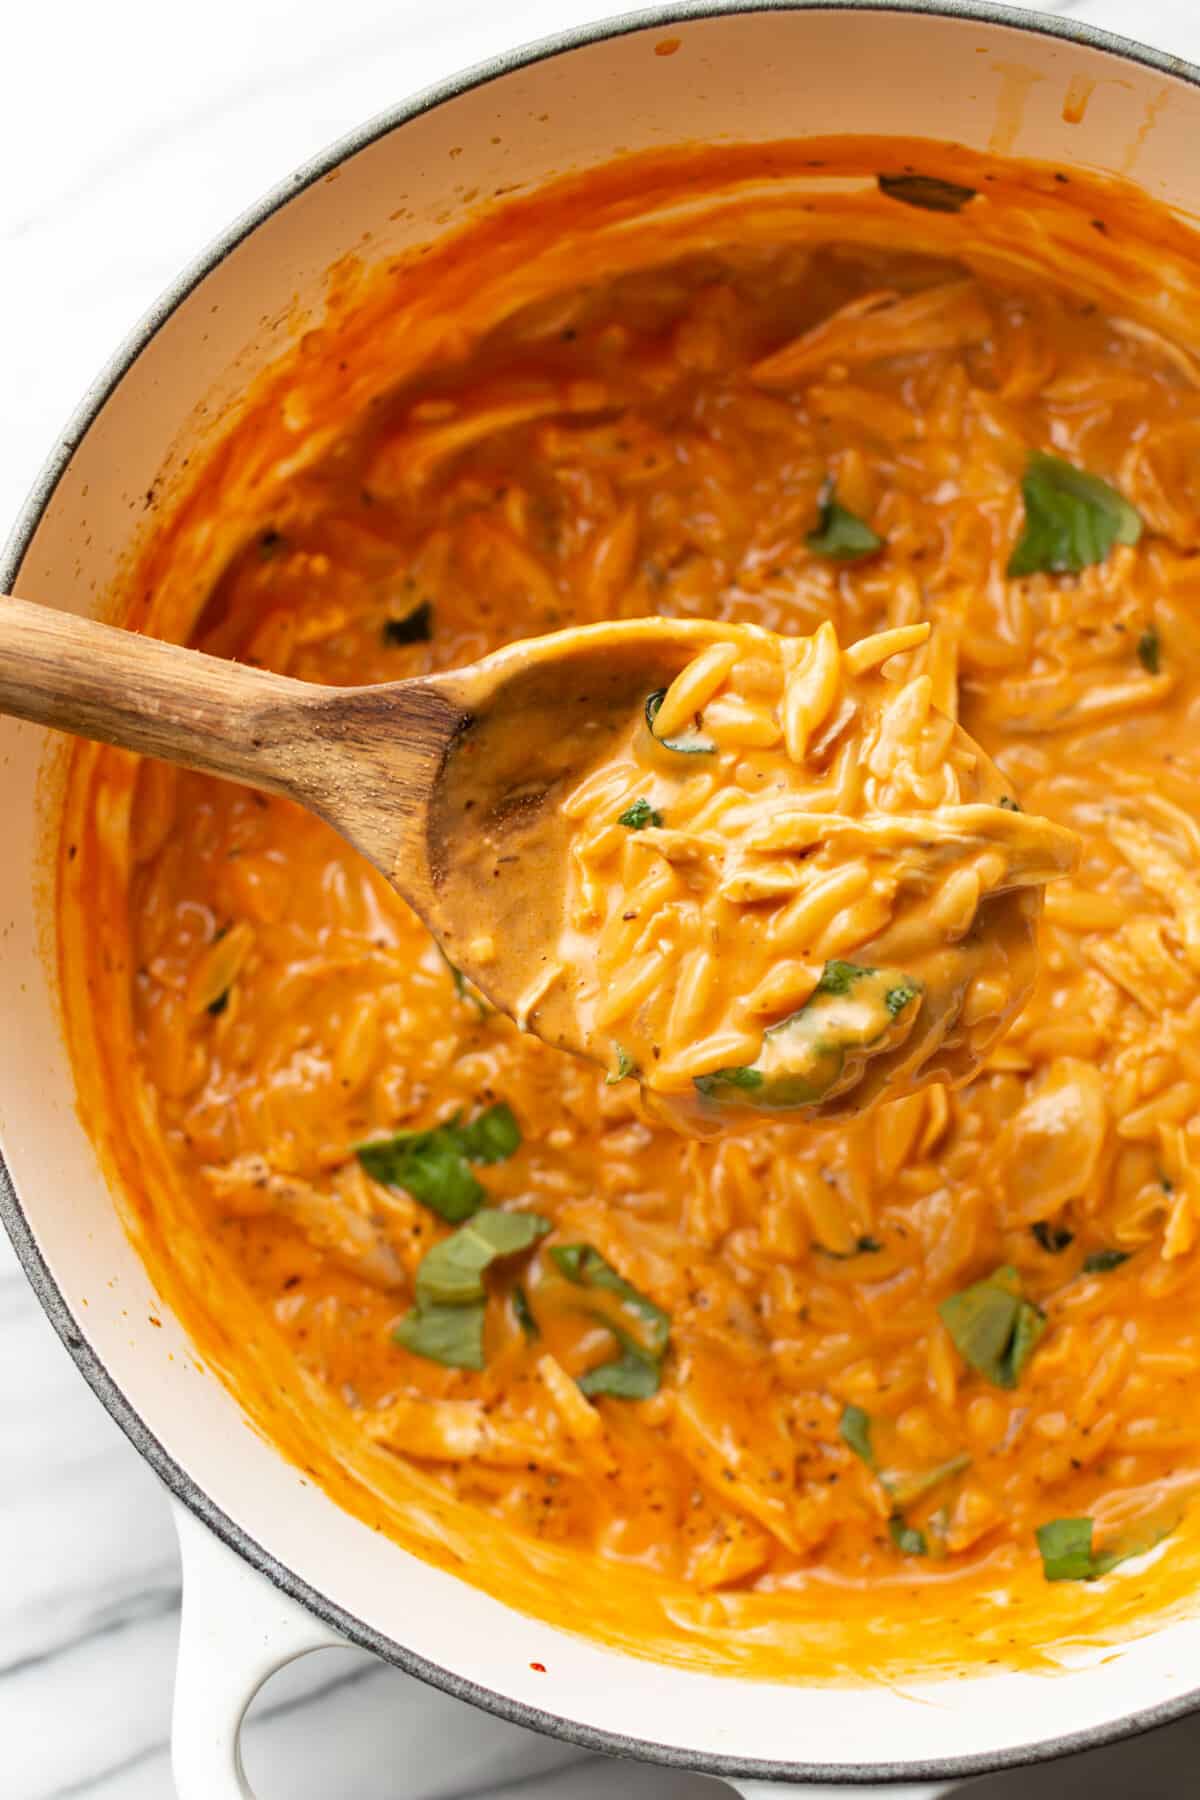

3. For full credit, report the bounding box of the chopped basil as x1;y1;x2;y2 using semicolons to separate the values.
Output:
1037;1515;1172;1583
605;1043;638;1085
938;1266;1045;1389
1082;1248;1130;1274
415;1209;549;1306
618;797;663;831
1137;627;1160;674
550;1244;670;1358
841;1409;968;1549
512;1284;539;1340
383;600;434;644
394;1207;548;1370
1035;1516;1136;1583
456;1103;521;1164
885;979;920;1017
877;173;976;214
889;1516;928;1556
817;961;860;996
818;1234;884;1259
1037;1517;1094;1580
578;1326;662;1399
357;1103;521;1222
258;529;283;558
644;688;717;755
1032;1220;1074;1254
805;481;883;562
884;1452;971;1509
207;990;230;1017
998;795;1022;812
394;1299;485;1370
695;960;922;1111
1007;451;1142;577
550;1242;670;1398
839;1403;876;1469
363;1133;483;1221
694;1065;765;1098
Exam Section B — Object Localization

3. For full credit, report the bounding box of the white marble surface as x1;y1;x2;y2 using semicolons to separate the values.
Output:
6;1;1200;1795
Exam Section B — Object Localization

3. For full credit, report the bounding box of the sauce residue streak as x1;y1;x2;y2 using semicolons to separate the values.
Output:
1061;75;1096;127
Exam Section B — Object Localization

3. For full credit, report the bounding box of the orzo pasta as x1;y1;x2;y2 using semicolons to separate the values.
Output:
556;617;1076;1125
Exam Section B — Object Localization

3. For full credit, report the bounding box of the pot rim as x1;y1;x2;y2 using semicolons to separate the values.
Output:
5;1;1200;1782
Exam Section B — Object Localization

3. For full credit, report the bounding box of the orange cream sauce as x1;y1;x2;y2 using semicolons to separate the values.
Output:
57;139;1200;1679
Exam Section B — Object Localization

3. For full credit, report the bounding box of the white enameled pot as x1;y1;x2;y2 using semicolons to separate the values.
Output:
5;5;1200;1796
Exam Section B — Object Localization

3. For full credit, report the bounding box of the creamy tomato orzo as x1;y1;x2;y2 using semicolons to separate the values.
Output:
59;141;1200;1678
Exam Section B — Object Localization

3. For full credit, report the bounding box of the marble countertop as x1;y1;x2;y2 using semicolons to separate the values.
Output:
5;1;1200;1794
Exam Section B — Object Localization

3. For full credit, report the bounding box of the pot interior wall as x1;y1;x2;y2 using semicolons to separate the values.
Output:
6;4;1200;1775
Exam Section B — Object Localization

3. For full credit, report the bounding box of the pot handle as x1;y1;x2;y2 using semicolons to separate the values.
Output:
727;1786;954;1798
170;1500;345;1799
168;1504;965;1799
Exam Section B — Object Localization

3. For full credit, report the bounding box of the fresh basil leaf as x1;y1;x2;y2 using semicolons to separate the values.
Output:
1034;1515;1165;1583
885;979;920;1018
578;1327;662;1399
817;960;861;996
415;1209;549;1306
884;1452;971;1509
394;1298;485;1369
938;1266;1045;1389
1007;1297;1045;1379
1082;1248;1130;1274
1137;627;1160;675
877;173;976;214
1008;452;1142;577
550;1243;670;1360
806;482;883;562
889;1516;928;1555
383;599;434;644
694;1064;765;1099
456;1102;521;1164
551;1243;670;1396
695;960;921;1112
359;1131;484;1221
512;1284;539;1341
356;1103;520;1221
839;1403;876;1469
1036;1517;1096;1581
618;798;663;831
644;689;717;755
605;1043;638;1086
1032;1220;1074;1254
842;1409;969;1516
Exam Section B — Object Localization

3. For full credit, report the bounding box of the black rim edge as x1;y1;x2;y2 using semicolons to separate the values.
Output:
4;1;1200;1782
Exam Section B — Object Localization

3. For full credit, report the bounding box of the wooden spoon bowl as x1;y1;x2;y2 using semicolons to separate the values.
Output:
0;597;725;1056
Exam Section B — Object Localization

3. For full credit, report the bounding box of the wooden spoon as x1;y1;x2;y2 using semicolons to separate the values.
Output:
0;596;731;1057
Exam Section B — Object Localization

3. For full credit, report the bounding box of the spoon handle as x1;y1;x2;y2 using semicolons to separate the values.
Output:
0;593;317;796
0;593;464;901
